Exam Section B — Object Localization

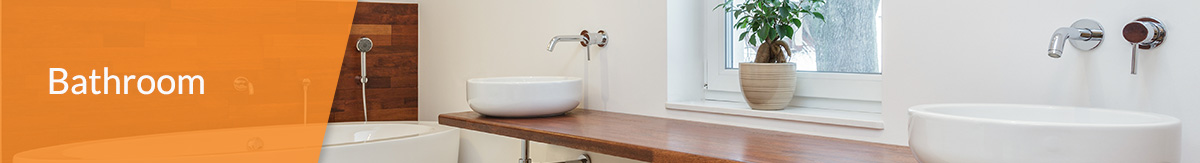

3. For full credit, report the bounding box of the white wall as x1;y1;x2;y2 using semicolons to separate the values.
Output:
406;0;1200;162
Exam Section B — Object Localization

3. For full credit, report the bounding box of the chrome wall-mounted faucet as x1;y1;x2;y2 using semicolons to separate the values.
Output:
547;30;608;61
1123;17;1166;75
1048;19;1104;58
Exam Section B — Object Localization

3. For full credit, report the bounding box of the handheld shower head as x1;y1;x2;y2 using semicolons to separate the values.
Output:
356;37;372;84
355;37;372;122
356;37;373;53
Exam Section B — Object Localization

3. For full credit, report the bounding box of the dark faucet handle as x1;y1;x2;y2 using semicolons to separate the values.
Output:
1122;17;1165;49
1123;17;1166;75
1123;22;1149;43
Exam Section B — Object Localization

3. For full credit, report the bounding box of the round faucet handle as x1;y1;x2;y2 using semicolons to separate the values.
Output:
1123;22;1151;43
1122;17;1165;49
580;30;590;47
1122;17;1166;75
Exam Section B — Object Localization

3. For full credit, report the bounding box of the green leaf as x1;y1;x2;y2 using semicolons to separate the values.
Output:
756;28;767;42
739;31;749;40
812;12;825;21
781;25;794;39
764;30;772;42
748;35;758;45
755;1;766;11
773;28;782;40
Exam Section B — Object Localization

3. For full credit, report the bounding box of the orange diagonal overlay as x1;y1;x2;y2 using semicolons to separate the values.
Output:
2;0;356;162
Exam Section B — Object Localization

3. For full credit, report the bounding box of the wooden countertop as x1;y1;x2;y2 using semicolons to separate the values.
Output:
439;109;917;163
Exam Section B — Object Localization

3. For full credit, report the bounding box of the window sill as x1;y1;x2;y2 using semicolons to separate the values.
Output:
665;100;884;129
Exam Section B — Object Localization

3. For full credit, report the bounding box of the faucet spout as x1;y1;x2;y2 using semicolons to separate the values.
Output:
547;35;588;52
1048;27;1082;58
1047;22;1103;58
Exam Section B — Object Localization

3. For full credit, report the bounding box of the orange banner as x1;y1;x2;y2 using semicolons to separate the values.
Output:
2;0;356;162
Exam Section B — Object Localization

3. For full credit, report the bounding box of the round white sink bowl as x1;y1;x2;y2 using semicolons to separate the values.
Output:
909;103;1181;163
467;76;582;118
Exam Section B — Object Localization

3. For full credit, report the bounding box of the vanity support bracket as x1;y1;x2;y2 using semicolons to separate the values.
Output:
517;139;591;163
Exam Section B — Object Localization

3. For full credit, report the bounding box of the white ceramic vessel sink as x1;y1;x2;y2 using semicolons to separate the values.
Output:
909;104;1181;163
467;76;581;117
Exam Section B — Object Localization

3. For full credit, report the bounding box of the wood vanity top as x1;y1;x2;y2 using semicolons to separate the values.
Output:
438;109;918;163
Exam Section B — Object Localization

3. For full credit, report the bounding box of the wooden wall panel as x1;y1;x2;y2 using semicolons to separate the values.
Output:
329;2;418;122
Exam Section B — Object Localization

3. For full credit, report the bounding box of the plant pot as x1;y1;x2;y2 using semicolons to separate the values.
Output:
738;62;796;110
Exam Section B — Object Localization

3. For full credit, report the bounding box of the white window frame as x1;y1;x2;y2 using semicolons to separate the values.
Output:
669;0;883;129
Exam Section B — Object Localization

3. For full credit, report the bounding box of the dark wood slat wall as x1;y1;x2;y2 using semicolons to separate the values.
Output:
329;2;418;122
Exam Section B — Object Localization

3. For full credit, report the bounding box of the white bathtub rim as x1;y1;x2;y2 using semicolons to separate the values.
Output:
14;121;457;162
14;123;328;162
321;121;455;147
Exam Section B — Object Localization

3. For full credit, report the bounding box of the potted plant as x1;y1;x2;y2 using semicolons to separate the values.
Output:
716;0;824;110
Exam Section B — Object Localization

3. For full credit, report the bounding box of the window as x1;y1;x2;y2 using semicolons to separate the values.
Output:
664;0;885;129
694;0;883;118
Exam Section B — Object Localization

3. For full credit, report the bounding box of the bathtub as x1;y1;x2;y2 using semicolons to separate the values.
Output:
13;121;459;163
319;121;460;163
